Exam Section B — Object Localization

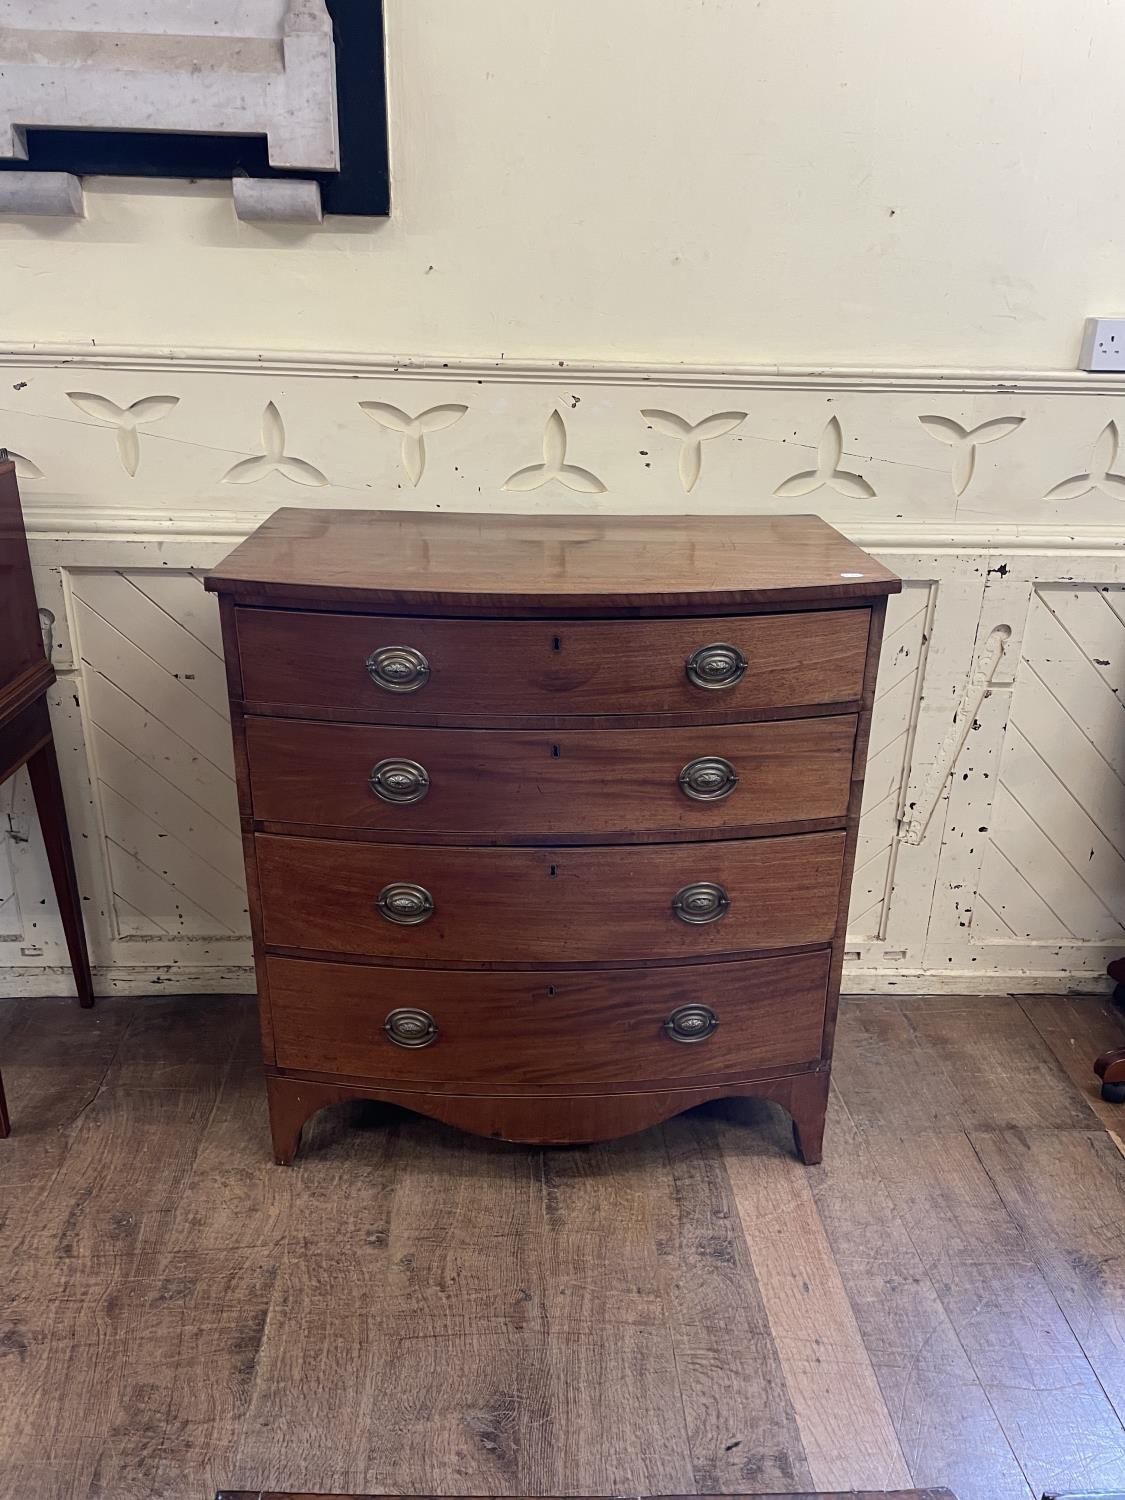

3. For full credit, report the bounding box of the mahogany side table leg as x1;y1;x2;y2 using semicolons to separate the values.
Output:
1094;957;1125;1103
0;1069;9;1138
27;736;94;1009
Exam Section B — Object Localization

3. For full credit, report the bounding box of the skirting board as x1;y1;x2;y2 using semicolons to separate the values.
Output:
0;966;1113;1000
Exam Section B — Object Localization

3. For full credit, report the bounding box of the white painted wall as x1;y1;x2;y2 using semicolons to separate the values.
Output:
2;0;1125;364
0;1;1123;996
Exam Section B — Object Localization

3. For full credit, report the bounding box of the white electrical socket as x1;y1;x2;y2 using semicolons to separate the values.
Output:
1080;318;1125;372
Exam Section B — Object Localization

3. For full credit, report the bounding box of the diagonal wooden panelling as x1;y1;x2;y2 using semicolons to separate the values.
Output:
0;777;22;942
847;583;933;940
976;585;1125;947
71;570;246;942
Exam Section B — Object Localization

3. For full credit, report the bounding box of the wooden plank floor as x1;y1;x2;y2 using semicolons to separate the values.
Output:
0;990;1123;1500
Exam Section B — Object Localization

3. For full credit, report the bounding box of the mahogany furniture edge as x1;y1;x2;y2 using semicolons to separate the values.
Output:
263;1066;833;1166
203;507;902;614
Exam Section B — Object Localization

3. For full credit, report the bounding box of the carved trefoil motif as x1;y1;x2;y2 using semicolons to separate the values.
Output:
359;402;468;487
222;403;327;487
641;409;746;493
67;392;179;477
503;411;606;494
774;417;875;500
918;415;1024;497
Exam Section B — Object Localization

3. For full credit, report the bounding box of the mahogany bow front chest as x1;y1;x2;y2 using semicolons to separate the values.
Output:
206;509;899;1164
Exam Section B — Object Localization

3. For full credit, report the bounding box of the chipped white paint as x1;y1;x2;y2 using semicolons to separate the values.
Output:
1;345;1124;995
847;581;935;940
0;0;339;171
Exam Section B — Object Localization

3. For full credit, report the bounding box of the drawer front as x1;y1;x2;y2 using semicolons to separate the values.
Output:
268;950;830;1089
235;607;870;721
245;714;857;839
256;831;845;963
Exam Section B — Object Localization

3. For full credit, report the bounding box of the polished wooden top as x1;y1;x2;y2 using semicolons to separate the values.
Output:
204;509;900;615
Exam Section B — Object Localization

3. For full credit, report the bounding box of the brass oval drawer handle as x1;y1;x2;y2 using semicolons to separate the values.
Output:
384;1007;439;1048
376;881;435;925
366;645;430;693
664;1004;719;1043
685;642;747;691
672;881;730;924
369;757;431;805
679;755;739;802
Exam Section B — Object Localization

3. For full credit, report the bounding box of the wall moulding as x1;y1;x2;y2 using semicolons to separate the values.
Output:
19;507;1125;554
0;965;1111;1001
6;340;1125;538
2;341;1125;394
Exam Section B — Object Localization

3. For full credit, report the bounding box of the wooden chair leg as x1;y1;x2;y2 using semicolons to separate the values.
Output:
27;736;94;1008
0;1068;10;1139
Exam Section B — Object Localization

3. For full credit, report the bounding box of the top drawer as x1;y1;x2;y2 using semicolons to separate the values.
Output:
235;607;871;723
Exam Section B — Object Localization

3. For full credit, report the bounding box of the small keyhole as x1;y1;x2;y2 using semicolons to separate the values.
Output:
552;635;562;652
549;864;557;877
547;985;557;998
551;744;561;758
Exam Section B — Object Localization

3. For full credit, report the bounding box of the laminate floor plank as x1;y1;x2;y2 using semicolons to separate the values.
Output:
0;991;1123;1500
835;999;1125;1496
101;991;258;1092
810;1086;1033;1500
13;1077;221;1270
970;1124;1125;1425
536;1130;672;1331
0;993;134;1202
890;994;1100;1132
235;1325;695;1499
714;1099;913;1493
659;1113;815;1493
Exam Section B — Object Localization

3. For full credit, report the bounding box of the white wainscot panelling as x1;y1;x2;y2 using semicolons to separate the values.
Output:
975;583;1125;952
923;556;1125;984
0;753;79;979
0;777;20;943
70;569;246;943
841;550;998;989
3;535;255;995
848;581;935;941
4;344;1125;995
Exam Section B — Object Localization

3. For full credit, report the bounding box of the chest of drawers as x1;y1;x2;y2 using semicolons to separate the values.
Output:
206;509;899;1164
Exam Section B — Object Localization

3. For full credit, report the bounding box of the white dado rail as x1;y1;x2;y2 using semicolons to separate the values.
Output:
1;342;1123;998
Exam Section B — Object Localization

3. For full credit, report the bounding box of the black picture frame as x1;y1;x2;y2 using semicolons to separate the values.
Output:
0;0;389;217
